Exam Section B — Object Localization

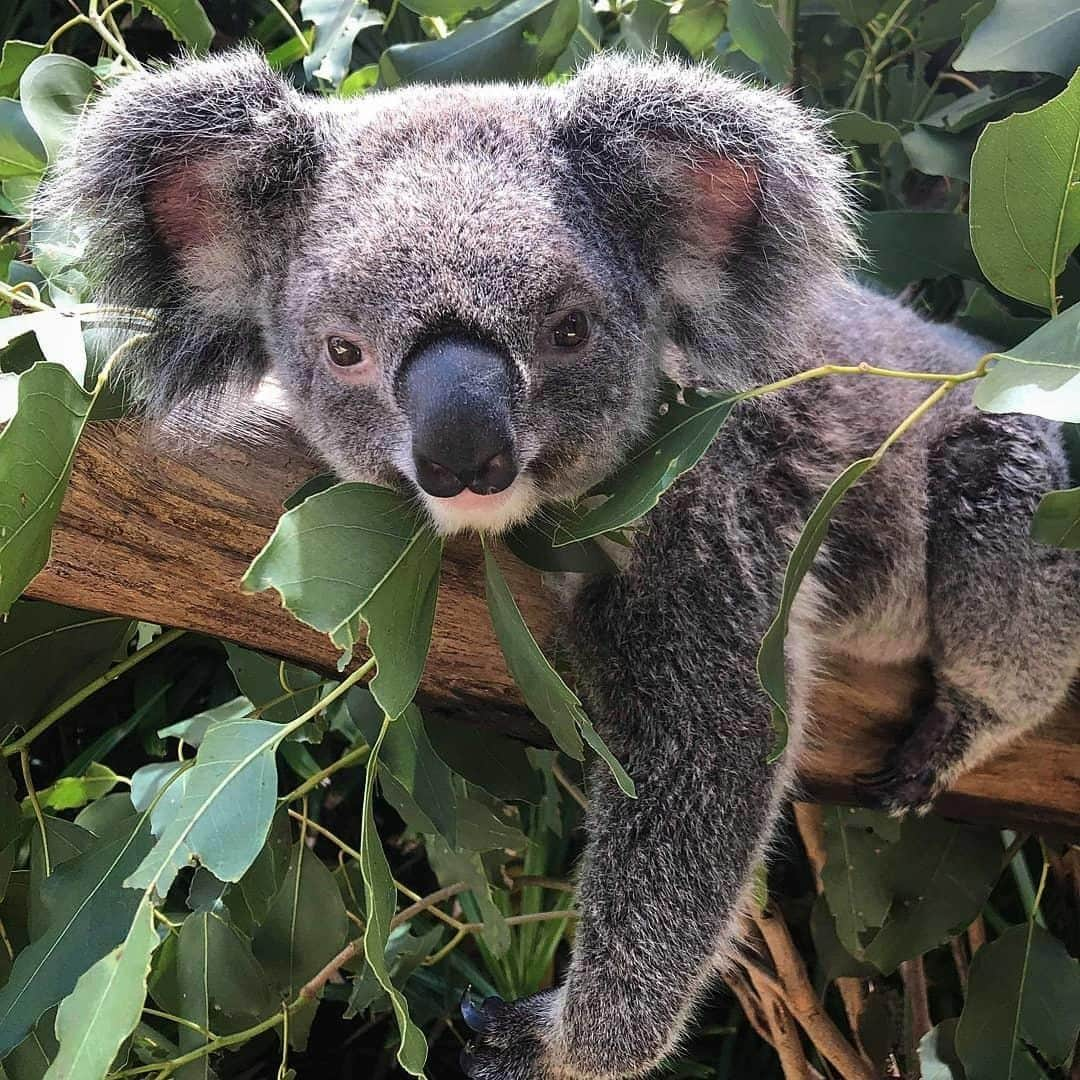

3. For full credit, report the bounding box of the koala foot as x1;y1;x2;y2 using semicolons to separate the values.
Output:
856;704;961;817
459;990;564;1080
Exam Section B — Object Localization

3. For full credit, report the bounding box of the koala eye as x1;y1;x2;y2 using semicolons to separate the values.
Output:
550;310;590;349
326;335;364;367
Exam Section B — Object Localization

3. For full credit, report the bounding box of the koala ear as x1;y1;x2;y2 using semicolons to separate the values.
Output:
39;49;325;416
555;56;859;389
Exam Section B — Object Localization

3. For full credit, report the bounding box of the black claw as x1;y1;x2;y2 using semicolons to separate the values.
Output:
460;1044;478;1077
461;991;504;1034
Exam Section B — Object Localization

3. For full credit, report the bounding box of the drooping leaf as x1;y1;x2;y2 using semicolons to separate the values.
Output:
956;287;1045;348
727;0;792;84
808;895;876;982
829;110;900;146
1032;485;1080;548
955;923;1080;1078
820;806;900;958
0;43;44;99
125;718;285;898
902;125;977;181
357;719;428;1076
29;816;97;939
0;100;45;179
302;0;384;86
252;842;350;999
0;363;95;615
862;818;1004;973
18;56;96;164
224;810;293;938
757;458;875;758
140;0;215;50
425;834;510;956
956;0;1080;79
0;813;153;1057
4;1011;58;1079
969;71;1080;311
668;0;726;56
43;898;157;1080
974;303;1080;422
919;1020;967;1080
157;697;253;748
224;644;323;726
505;513;617;575
242;482;423;665
554;385;736;544
483;546;635;797
380;0;578;86
361;529;442;718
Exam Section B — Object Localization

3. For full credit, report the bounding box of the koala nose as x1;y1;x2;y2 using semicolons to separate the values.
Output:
398;335;519;499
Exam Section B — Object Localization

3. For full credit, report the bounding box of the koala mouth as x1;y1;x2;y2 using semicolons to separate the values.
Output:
420;476;539;537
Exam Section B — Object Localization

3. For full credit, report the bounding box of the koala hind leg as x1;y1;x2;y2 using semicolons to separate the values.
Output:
860;413;1080;816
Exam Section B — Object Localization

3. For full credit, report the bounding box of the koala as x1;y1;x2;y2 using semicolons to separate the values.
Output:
43;49;1080;1080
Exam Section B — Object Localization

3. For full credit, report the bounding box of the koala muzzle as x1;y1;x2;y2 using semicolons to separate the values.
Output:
399;335;518;499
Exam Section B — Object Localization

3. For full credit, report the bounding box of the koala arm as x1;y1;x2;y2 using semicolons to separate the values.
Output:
463;456;797;1080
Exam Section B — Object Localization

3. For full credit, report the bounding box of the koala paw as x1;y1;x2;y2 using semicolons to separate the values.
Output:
856;758;941;817
459;990;565;1080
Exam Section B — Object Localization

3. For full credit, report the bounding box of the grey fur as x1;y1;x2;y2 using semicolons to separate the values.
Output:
41;52;1080;1078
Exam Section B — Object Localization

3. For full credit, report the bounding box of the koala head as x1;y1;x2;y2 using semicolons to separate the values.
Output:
42;50;856;535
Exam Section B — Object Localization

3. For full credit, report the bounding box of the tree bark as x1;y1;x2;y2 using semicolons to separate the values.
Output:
24;418;1080;834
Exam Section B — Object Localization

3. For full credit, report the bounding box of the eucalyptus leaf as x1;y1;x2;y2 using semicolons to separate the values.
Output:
302;0;384;86
974;303;1080;422
727;0;792;84
919;1020;967;1080
863;211;982;289
956;0;1080;79
224;644;323;726
44;898;157;1080
969;71;1080;311
0;309;86;383
1032;485;1080;548
423;714;543;803
829;110;900;146
0;100;45;179
483;546;635;797
224;811;293;937
18;56;95;164
758;458;875;758
140;0;215;50
357;720;428;1076
955;923;1080;1078
125;718;285;897
0;363;94;615
554;386;736;545
957;287;1045;348
380;0;578;86
0;43;44;98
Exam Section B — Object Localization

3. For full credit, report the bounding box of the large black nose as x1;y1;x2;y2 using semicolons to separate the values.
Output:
398;335;518;499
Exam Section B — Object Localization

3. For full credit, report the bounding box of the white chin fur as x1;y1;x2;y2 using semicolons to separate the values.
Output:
423;477;539;536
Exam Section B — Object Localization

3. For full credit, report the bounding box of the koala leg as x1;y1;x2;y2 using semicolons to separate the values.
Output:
460;516;802;1080
860;413;1080;816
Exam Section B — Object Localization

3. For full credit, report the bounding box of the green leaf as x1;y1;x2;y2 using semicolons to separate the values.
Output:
956;0;1080;79
619;0;672;54
361;529;442;719
358;719;427;1076
423;714;543;803
18;57;95;164
862;818;1004;973
919;1020;967;1080
4;1011;58;1080
27;764;120;815
380;0;578;86
0;100;45;179
902;126;977;181
0;601;131;748
0;813;153;1057
819;806;900;958
668;0;726;56
955;923;1080;1078
242;482;423;665
302;0;384;86
483;546;635;797
224;644;323;726
1032;485;1080;548
425;834;510;956
253;842;349;998
863;212;982;289
224;810;293;937
125;718;285;897
0;363;94;616
969;71;1080;311
553;386;736;544
957;287;1045;347
504;514;617;575
44;898;157;1080
829;110;901;146
974;302;1080;422
378;705;457;845
140;0;215;50
727;0;792;84
758;458;875;758
808;895;876;982
0;43;44;99
0;311;87;387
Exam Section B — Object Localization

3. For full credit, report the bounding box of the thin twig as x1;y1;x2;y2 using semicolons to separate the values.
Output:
551;762;588;810
21;749;49;878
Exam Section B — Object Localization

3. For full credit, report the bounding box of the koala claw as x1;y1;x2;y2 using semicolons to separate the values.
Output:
855;759;940;817
461;992;505;1035
457;990;561;1080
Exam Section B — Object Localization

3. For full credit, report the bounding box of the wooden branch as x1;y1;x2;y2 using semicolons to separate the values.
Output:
23;418;1080;835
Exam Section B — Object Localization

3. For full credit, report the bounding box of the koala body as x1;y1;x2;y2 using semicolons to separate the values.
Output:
45;51;1080;1079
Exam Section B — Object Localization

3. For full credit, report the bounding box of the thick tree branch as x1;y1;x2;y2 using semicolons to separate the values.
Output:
23;418;1080;834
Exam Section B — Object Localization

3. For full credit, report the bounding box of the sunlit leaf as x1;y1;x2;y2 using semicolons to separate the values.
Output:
18;56;96;164
727;0;792;84
1032;485;1080;549
302;0;384;86
140;0;215;50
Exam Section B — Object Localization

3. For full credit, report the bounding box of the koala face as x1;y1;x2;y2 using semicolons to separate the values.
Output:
46;51;856;535
268;89;658;534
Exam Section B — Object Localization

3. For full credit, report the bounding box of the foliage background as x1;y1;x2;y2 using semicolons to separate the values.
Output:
0;1;1079;1079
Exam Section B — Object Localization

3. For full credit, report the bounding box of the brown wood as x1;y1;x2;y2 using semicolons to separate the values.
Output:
24;418;1080;835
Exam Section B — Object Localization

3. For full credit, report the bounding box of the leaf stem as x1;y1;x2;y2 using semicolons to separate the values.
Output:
280;741;371;803
266;0;311;53
3;628;186;757
20;748;49;877
141;1008;217;1041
